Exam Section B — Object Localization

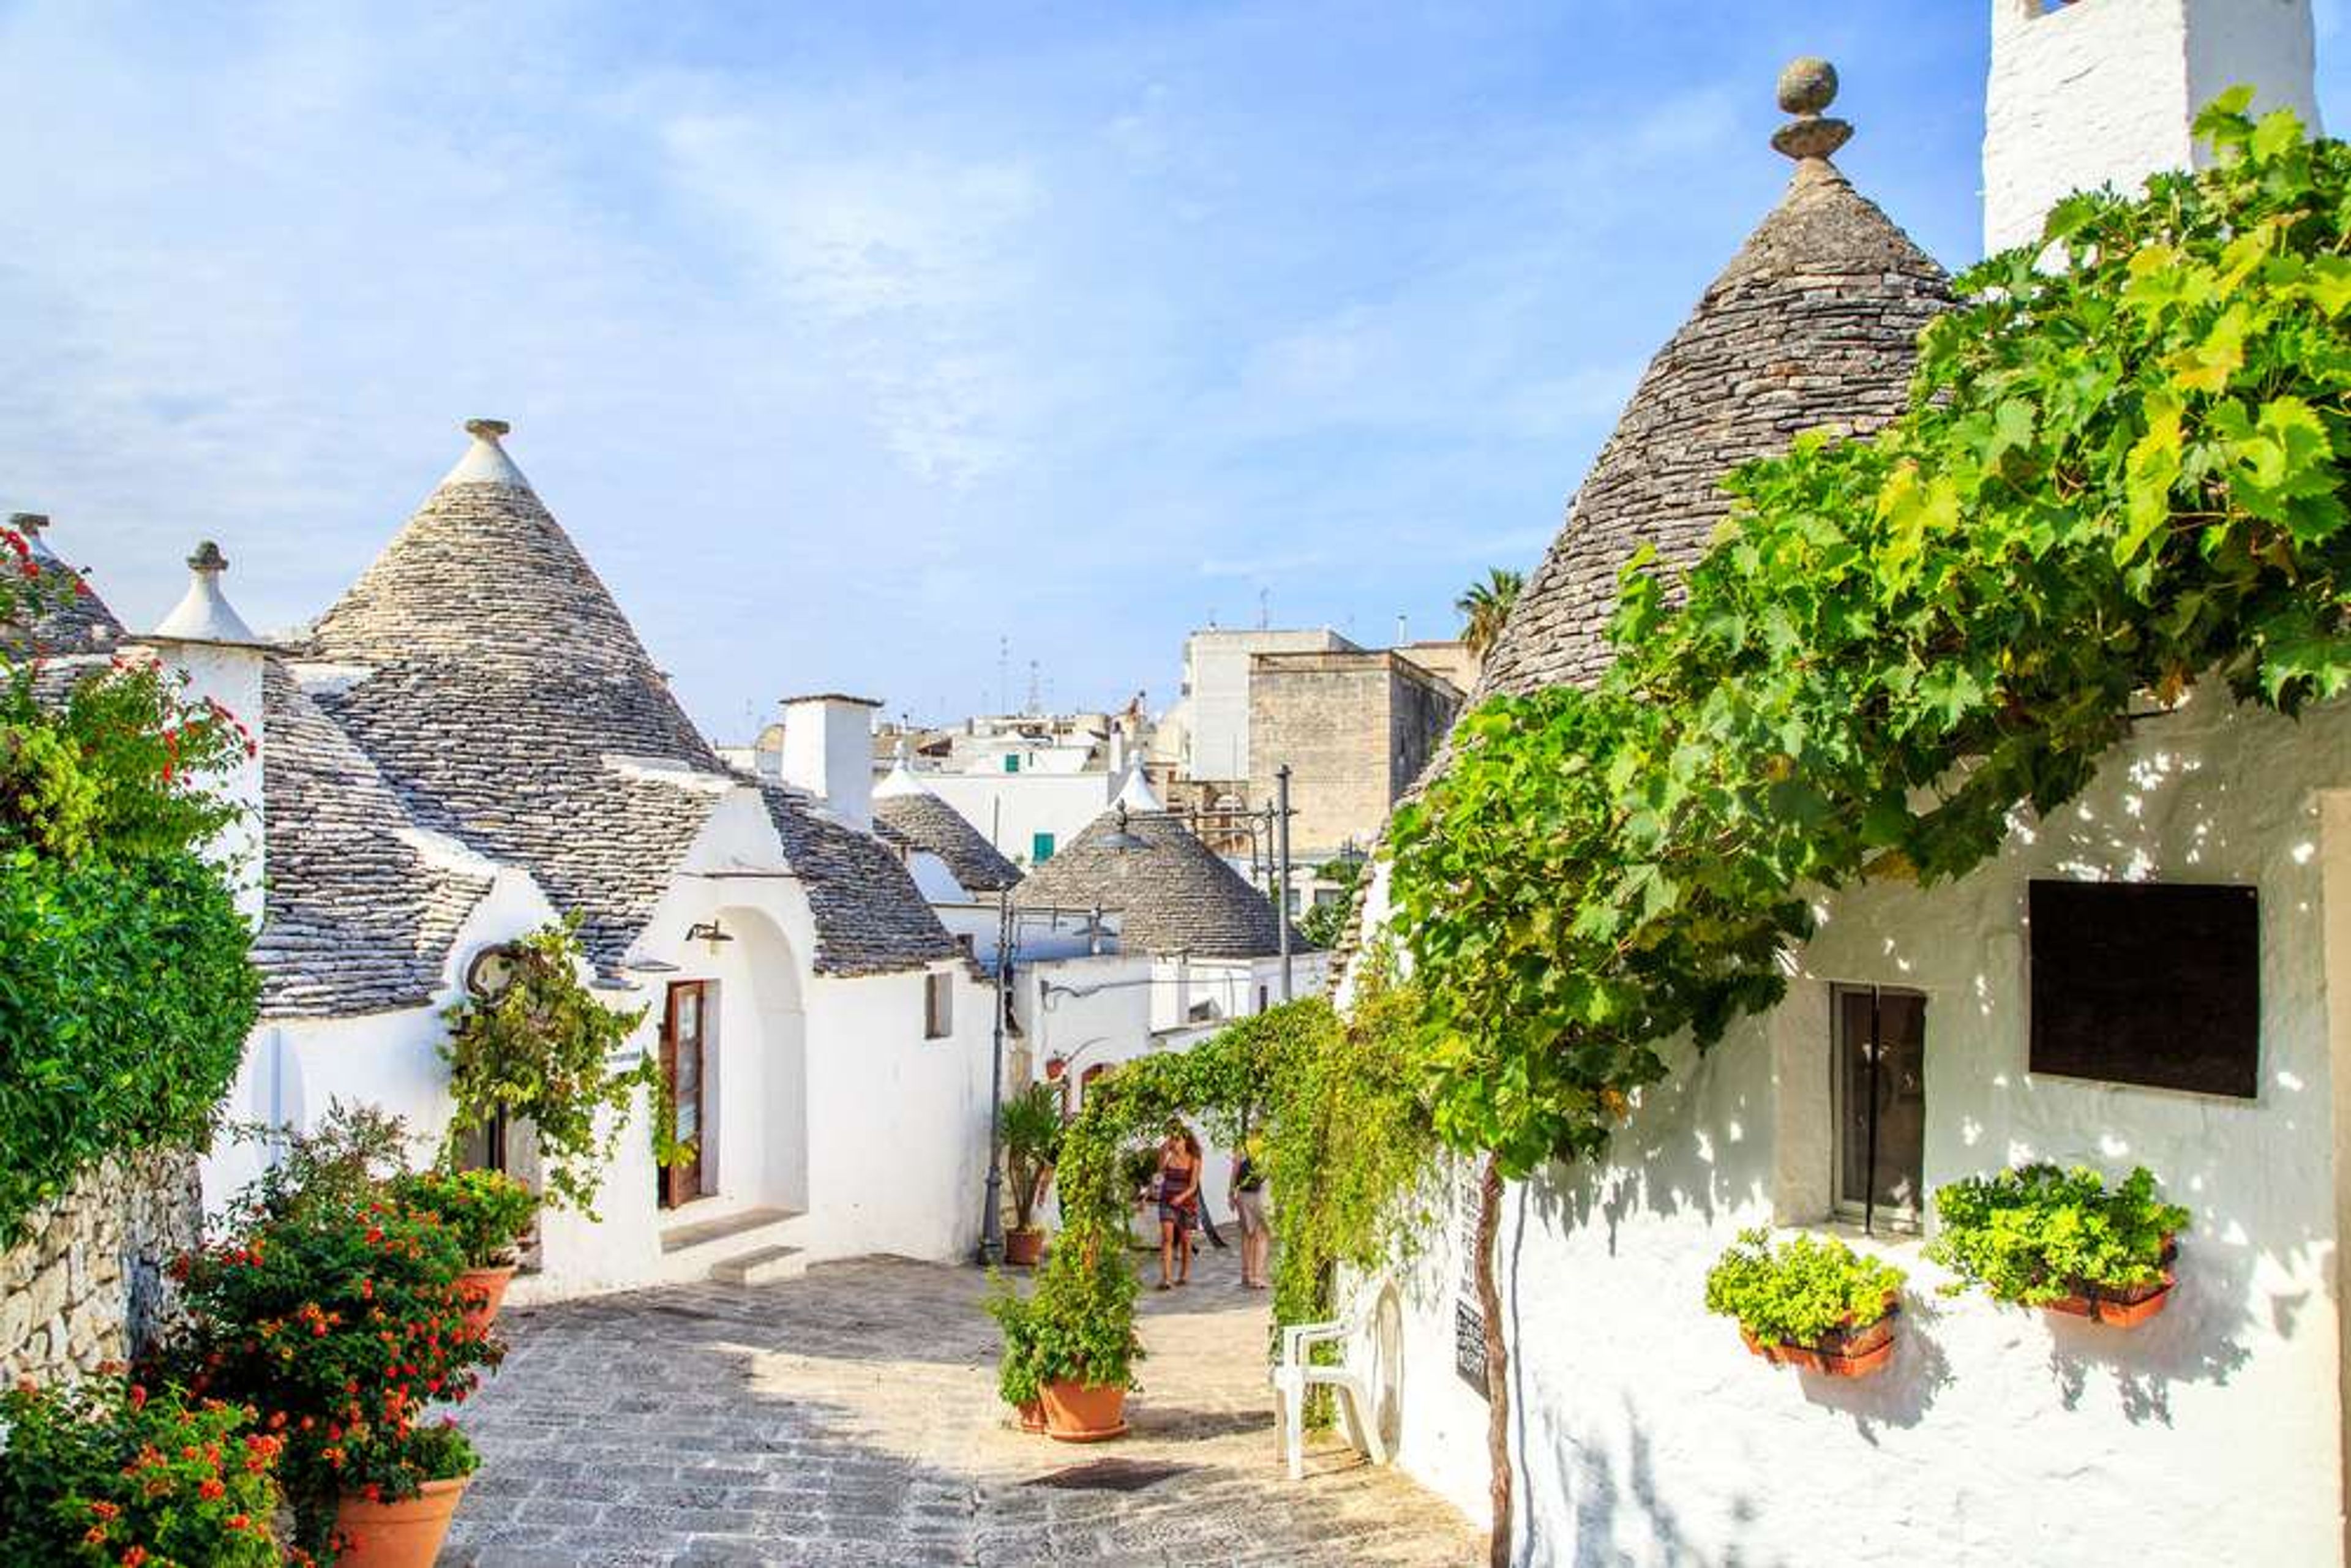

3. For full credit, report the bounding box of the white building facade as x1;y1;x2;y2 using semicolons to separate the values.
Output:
1351;7;2351;1564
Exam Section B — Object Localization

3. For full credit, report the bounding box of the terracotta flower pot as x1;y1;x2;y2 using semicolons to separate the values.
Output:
1739;1298;1899;1378
2043;1268;2175;1327
456;1264;517;1336
1004;1228;1046;1267
1018;1398;1048;1433
334;1476;470;1568
1041;1378;1128;1442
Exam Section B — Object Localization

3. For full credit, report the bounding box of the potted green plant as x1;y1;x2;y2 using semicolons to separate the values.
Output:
1929;1163;2188;1326
1022;1238;1144;1441
165;1190;501;1561
1704;1228;1907;1378
391;1166;541;1333
1000;1082;1065;1266
0;1376;287;1566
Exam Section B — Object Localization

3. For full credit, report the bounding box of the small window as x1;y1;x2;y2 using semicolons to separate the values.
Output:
1003;754;1021;774
1831;985;1926;1232
2027;880;2259;1097
1256;985;1269;1014
953;933;976;959
1031;831;1056;864
924;971;953;1039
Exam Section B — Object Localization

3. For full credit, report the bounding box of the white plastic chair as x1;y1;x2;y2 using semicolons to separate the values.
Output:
1271;1281;1397;1481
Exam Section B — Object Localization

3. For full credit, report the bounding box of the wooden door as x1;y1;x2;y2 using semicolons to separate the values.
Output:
659;981;708;1209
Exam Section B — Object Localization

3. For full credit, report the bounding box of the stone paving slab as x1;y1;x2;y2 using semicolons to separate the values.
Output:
440;1247;1482;1566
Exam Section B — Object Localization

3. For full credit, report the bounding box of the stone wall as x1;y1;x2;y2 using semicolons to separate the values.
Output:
0;1150;204;1382
1250;651;1463;857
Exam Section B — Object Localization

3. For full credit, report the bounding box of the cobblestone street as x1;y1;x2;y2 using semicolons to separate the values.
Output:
440;1248;1483;1566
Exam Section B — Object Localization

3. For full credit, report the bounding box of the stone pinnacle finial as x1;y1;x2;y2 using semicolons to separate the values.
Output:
1771;56;1852;162
465;418;511;441
9;512;48;536
188;540;228;573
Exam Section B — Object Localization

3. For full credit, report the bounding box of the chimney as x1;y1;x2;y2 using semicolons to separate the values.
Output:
1984;0;2322;255
779;693;881;831
142;541;269;928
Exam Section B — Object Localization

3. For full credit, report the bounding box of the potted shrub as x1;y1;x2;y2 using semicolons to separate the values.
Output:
329;1419;482;1568
1000;1082;1065;1267
984;1278;1048;1433
1704;1228;1907;1378
167;1190;501;1561
1022;1239;1144;1441
1929;1163;2189;1326
392;1166;541;1332
0;1376;287;1565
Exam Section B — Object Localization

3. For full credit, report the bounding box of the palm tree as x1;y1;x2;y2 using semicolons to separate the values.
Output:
1455;568;1524;662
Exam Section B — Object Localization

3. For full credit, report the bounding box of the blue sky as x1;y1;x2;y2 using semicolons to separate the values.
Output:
6;2;2349;740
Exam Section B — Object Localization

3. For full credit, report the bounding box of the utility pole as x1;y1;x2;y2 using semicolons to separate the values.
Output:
1275;763;1294;1002
977;890;1013;1266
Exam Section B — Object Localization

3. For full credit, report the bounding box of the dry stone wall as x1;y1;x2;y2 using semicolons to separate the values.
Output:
0;1150;203;1382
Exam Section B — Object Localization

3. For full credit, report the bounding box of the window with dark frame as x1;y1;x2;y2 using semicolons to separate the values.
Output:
2027;880;2260;1098
924;970;953;1039
1831;984;1927;1232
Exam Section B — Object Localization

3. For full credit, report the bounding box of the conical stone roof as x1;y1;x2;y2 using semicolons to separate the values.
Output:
10;513;126;654
302;421;726;970
1475;152;1949;699
1014;808;1291;959
873;783;1022;894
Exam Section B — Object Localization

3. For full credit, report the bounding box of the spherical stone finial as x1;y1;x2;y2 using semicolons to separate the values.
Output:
188;540;228;573
1777;56;1837;116
465;418;511;441
1771;54;1853;162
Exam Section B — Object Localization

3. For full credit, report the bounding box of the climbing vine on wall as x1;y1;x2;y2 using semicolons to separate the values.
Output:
1387;96;2351;1179
1000;976;1436;1394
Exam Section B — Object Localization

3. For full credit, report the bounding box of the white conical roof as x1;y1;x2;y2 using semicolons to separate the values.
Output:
153;541;261;645
437;418;533;492
874;741;928;800
1114;766;1164;812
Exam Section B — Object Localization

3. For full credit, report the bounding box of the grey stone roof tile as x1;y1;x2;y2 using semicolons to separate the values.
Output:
255;661;494;1018
760;786;961;975
1013;808;1294;959
873;792;1022;893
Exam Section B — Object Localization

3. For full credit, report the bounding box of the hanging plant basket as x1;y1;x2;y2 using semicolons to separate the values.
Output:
1739;1295;1900;1378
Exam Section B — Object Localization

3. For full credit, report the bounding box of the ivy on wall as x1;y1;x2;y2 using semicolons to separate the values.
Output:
0;533;260;1243
1387;96;2351;1177
1000;977;1436;1395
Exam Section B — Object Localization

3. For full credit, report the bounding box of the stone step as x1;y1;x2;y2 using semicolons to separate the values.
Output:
659;1204;801;1257
708;1245;809;1287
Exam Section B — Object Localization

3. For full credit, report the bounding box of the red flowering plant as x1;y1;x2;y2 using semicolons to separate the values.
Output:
0;1375;288;1566
161;1191;500;1555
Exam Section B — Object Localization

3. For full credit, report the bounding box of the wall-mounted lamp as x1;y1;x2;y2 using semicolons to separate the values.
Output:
685;919;735;952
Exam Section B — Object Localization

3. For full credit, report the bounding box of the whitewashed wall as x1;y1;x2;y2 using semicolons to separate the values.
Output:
1984;0;2322;253
926;771;1117;869
1376;691;2351;1566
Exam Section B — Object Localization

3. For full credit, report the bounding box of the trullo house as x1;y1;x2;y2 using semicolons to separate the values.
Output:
1340;4;2351;1564
150;419;995;1302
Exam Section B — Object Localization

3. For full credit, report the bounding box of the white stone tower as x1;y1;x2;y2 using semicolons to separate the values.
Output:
1984;0;2323;254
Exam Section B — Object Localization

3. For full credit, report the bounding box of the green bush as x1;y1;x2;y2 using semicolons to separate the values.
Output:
0;1377;287;1566
438;918;656;1218
1929;1163;2188;1305
984;1277;1044;1410
391;1166;539;1269
0;848;260;1242
1703;1228;1905;1347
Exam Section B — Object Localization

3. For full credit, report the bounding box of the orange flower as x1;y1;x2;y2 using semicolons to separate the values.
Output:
199;1477;226;1501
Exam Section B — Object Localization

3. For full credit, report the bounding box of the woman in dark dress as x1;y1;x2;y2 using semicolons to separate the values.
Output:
1155;1125;1200;1288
